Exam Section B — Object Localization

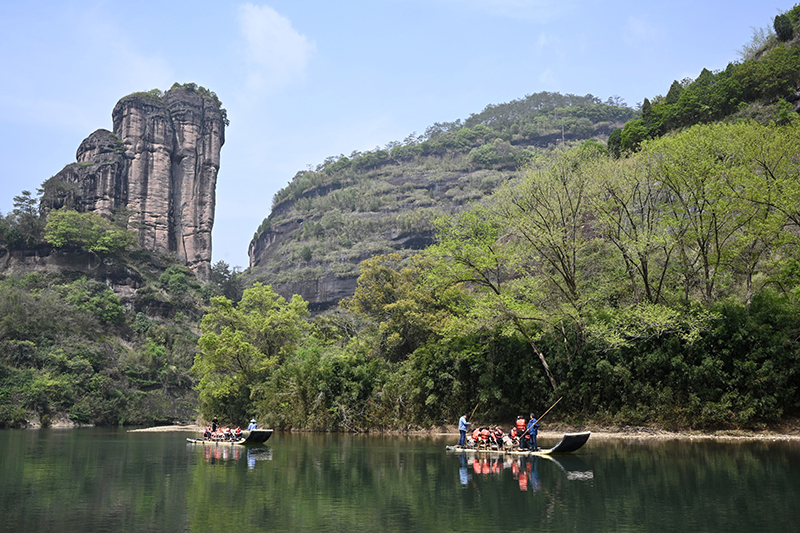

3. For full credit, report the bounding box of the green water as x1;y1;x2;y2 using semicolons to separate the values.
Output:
0;428;797;532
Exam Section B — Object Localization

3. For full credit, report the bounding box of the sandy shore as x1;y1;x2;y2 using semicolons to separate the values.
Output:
129;422;800;441
129;425;204;433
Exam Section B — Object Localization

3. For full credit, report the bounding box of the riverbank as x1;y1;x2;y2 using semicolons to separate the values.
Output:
128;419;800;441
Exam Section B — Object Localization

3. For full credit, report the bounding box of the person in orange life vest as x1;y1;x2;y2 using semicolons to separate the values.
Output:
516;415;529;450
471;428;481;444
493;426;504;445
480;427;491;447
234;426;242;440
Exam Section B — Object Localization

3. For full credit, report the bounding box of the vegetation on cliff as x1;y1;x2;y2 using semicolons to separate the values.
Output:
195;119;800;431
0;196;241;427
247;92;636;294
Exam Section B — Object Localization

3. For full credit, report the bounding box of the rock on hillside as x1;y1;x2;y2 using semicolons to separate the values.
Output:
41;85;226;281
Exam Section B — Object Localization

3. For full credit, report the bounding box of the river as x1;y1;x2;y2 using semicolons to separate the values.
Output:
0;428;797;532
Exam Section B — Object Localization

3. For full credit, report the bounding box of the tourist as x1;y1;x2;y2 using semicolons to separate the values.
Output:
515;415;528;450
480;427;491;448
458;413;470;447
493;426;504;449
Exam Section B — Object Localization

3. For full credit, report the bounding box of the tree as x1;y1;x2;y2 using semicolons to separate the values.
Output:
607;128;622;158
774;13;794;42
665;80;683;105
44;209;137;257
644;123;780;305
345;253;448;362
428;206;560;391
590;155;675;305
207;261;243;302
193;283;309;422
10;190;45;247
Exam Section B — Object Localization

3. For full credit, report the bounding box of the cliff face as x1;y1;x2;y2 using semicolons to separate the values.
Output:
43;86;225;281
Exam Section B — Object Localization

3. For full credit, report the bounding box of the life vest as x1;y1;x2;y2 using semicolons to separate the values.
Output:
472;429;481;441
516;417;526;432
509;428;518;438
493;428;503;439
480;428;490;441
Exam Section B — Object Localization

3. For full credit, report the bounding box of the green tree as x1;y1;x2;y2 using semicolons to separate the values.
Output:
607;128;622;158
193;283;309;422
428;207;560;391
590;155;675;305
10;190;45;247
774;13;794;42
345;253;448;363
44;209;136;256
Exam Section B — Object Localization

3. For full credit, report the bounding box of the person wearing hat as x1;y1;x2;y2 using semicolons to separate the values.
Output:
248;418;257;431
457;413;471;447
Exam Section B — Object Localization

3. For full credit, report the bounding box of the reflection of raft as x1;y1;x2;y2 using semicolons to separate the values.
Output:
187;429;274;446
446;431;590;455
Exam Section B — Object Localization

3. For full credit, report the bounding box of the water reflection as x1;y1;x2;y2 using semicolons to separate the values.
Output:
2;429;799;532
246;446;273;469
186;442;273;468
454;451;593;492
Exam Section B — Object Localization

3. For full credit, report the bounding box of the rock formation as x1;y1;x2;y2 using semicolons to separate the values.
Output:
42;85;225;281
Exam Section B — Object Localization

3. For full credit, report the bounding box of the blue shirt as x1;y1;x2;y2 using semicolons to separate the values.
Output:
458;416;470;431
527;418;539;435
248;421;257;430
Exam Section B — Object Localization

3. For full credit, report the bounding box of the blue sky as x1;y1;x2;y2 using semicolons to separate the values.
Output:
0;1;791;269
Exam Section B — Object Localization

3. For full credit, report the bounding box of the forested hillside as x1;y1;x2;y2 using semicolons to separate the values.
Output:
246;93;636;311
196;8;800;432
5;7;800;432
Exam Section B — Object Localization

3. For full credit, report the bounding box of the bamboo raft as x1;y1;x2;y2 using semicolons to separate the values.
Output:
187;428;274;446
446;431;590;455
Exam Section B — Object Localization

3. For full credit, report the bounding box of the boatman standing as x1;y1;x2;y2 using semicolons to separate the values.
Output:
527;414;540;451
458;414;470;447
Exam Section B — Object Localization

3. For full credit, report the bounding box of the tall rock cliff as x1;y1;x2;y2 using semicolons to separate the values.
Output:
42;85;226;281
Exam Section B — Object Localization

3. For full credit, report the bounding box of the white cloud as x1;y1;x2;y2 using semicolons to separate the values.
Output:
623;16;660;46
237;4;316;93
538;68;557;87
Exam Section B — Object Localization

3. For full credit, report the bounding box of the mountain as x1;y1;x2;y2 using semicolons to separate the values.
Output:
40;83;227;281
246;92;637;311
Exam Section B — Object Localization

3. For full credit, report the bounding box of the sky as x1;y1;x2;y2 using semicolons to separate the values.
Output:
0;1;792;269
